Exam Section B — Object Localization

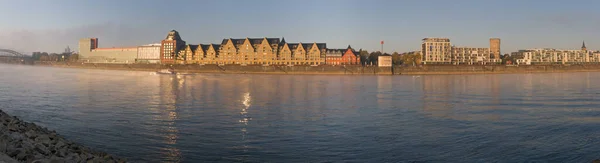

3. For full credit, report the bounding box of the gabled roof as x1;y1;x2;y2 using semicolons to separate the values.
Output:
221;38;245;45
221;39;229;45
287;43;300;51
210;44;221;51
248;38;263;45
266;38;280;45
315;43;326;50
165;30;182;41
326;49;345;53
197;44;211;53
301;43;313;51
279;37;286;46
189;45;199;51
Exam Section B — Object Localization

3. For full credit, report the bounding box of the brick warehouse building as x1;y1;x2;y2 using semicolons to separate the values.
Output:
325;45;360;65
160;30;360;66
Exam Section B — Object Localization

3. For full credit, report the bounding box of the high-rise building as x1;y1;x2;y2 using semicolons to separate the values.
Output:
160;30;186;64
421;38;452;64
490;38;501;61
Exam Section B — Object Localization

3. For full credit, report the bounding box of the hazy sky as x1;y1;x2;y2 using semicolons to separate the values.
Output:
1;0;599;54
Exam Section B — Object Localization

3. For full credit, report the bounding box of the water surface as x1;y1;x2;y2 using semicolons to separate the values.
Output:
1;64;599;162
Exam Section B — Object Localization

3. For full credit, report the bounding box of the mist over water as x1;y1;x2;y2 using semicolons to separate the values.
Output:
1;64;600;162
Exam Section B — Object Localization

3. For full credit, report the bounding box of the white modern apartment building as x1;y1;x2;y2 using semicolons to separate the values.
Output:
421;38;502;65
451;47;491;65
514;48;595;65
421;38;452;64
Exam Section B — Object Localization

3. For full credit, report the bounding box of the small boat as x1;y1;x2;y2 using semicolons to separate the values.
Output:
157;69;176;75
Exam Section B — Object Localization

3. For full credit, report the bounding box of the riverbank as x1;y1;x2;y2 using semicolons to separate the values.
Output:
0;110;126;163
30;62;600;75
34;62;394;75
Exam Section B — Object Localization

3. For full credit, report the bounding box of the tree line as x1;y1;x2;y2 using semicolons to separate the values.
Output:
32;52;79;62
357;50;422;66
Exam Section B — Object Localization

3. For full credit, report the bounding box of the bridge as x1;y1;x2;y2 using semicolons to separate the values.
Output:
0;48;33;64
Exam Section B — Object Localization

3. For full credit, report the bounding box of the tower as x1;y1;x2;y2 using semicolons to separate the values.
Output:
490;38;501;61
78;38;98;58
582;41;587;51
160;30;186;64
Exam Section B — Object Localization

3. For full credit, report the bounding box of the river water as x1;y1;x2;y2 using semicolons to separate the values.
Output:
1;64;600;162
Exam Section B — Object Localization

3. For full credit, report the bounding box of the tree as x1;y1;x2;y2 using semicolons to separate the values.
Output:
368;51;382;65
39;54;49;61
49;53;60;61
392;52;402;65
359;49;369;65
69;54;79;62
32;52;42;61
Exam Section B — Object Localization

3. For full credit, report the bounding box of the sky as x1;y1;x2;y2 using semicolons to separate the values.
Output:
1;0;599;54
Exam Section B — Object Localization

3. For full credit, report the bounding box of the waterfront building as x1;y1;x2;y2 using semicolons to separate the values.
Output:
378;55;392;67
160;30;186;64
78;38;138;63
490;38;501;61
82;30;333;65
421;37;502;65
514;48;595;65
325;45;360;65
136;43;161;63
421;38;452;64
451;47;490;65
341;45;360;65
325;48;344;65
194;44;220;65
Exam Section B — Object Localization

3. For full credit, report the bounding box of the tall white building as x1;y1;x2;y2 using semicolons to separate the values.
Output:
421;38;452;64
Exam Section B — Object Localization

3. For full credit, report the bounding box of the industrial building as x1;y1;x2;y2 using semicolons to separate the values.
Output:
136;43;161;63
78;38;138;63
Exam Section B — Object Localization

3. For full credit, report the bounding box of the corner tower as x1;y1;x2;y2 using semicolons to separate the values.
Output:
160;30;186;64
490;38;501;61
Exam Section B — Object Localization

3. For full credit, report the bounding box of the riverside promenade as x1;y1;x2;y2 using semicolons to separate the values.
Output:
32;62;600;75
0;110;126;163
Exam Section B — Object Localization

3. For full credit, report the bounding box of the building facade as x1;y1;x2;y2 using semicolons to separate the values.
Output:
160;30;186;64
490;38;501;61
452;47;490;65
378;55;392;67
78;38;138;63
137;43;161;63
341;45;360;65
421;38;452;64
325;45;360;65
421;37;502;65
514;48;595;65
325;49;344;65
159;30;329;66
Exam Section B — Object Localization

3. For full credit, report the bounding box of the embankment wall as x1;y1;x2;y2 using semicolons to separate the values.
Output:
32;62;600;75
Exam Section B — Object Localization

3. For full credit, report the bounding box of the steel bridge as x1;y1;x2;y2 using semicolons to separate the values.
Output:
0;48;27;57
0;48;32;64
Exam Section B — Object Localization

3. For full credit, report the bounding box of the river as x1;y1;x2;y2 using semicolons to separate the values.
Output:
1;64;599;162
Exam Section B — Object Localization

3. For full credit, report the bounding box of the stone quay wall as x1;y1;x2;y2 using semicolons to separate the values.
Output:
33;62;394;75
31;62;600;75
393;64;600;75
0;110;126;163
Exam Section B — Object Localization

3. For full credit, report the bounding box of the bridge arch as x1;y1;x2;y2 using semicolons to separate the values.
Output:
0;49;25;57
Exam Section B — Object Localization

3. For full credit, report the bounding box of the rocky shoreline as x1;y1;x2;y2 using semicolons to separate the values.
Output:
0;110;127;163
